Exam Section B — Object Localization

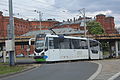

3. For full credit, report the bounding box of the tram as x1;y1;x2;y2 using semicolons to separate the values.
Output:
32;34;103;62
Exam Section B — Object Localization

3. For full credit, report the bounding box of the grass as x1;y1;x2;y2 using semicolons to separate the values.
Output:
0;63;28;75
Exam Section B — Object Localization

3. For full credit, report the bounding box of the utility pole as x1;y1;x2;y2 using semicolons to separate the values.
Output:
79;8;90;59
79;8;86;37
8;0;15;66
83;8;86;37
34;10;42;33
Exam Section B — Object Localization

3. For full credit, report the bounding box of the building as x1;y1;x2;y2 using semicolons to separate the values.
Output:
96;14;117;34
0;11;61;56
0;11;31;37
0;11;31;56
30;19;59;31
0;11;118;56
23;17;92;36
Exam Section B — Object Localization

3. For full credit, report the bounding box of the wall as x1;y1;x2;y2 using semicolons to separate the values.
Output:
0;11;4;37
30;20;59;31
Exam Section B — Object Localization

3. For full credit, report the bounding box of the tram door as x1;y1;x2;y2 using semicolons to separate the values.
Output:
48;37;60;61
58;38;73;60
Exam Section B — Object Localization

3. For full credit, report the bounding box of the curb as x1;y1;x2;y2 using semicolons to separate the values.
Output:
88;61;102;80
0;64;39;79
108;72;120;80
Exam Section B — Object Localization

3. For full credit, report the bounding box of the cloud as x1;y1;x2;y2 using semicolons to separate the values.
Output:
54;0;120;13
0;0;120;27
54;0;120;27
87;10;112;17
35;0;55;5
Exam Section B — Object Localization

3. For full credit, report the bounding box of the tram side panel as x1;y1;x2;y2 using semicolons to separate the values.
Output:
75;49;89;59
35;35;103;62
46;49;60;61
46;37;90;61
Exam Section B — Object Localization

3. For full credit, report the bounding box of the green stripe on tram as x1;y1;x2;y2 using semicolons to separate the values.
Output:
35;58;46;62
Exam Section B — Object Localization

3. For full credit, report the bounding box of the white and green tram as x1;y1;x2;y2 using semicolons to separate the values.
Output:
33;34;103;62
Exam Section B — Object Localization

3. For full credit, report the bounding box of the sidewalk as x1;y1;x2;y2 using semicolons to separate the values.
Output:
91;59;120;80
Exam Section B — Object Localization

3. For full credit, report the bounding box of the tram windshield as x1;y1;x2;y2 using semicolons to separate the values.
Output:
35;34;46;50
35;40;45;49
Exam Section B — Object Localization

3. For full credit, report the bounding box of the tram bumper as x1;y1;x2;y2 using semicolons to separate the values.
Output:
34;56;48;62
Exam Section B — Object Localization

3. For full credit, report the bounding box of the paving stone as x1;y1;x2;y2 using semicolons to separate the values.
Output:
90;59;120;80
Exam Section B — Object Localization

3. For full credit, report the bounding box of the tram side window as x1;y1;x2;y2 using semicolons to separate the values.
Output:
80;40;88;49
71;39;81;49
59;38;70;49
49;37;71;49
53;37;60;49
49;37;54;49
90;41;98;47
45;37;48;49
100;44;103;51
70;39;88;49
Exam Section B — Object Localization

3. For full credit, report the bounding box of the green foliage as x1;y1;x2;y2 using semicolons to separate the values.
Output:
87;21;105;35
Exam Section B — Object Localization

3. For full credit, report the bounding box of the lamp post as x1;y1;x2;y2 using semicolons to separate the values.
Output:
34;10;42;33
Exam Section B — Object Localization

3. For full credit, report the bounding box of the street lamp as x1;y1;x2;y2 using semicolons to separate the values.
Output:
34;10;42;33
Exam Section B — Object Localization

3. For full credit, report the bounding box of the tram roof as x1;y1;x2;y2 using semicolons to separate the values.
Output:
46;34;88;40
45;34;100;43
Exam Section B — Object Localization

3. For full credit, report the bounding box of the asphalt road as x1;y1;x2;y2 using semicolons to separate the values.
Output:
1;61;98;80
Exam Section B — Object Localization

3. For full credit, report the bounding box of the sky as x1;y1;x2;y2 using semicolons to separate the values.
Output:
0;0;120;28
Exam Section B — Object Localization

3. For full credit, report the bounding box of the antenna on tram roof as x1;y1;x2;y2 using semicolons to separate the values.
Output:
48;28;57;35
48;23;60;35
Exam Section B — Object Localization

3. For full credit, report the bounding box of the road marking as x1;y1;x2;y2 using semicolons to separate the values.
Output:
87;61;102;80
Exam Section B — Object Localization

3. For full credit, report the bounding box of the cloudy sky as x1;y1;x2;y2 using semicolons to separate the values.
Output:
0;0;120;28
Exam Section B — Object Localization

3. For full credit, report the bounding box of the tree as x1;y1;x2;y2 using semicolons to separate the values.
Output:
87;21;105;35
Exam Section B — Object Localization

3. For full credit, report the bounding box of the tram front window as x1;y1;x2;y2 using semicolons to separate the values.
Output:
35;40;44;49
35;40;45;53
35;34;46;53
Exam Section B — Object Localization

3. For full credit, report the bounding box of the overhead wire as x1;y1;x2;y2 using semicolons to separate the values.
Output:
0;0;78;13
0;0;64;13
0;0;79;21
0;0;63;17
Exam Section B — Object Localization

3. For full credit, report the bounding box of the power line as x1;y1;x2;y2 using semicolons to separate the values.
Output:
32;0;60;9
0;0;80;13
0;1;52;12
0;0;79;22
0;0;77;15
12;0;60;12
